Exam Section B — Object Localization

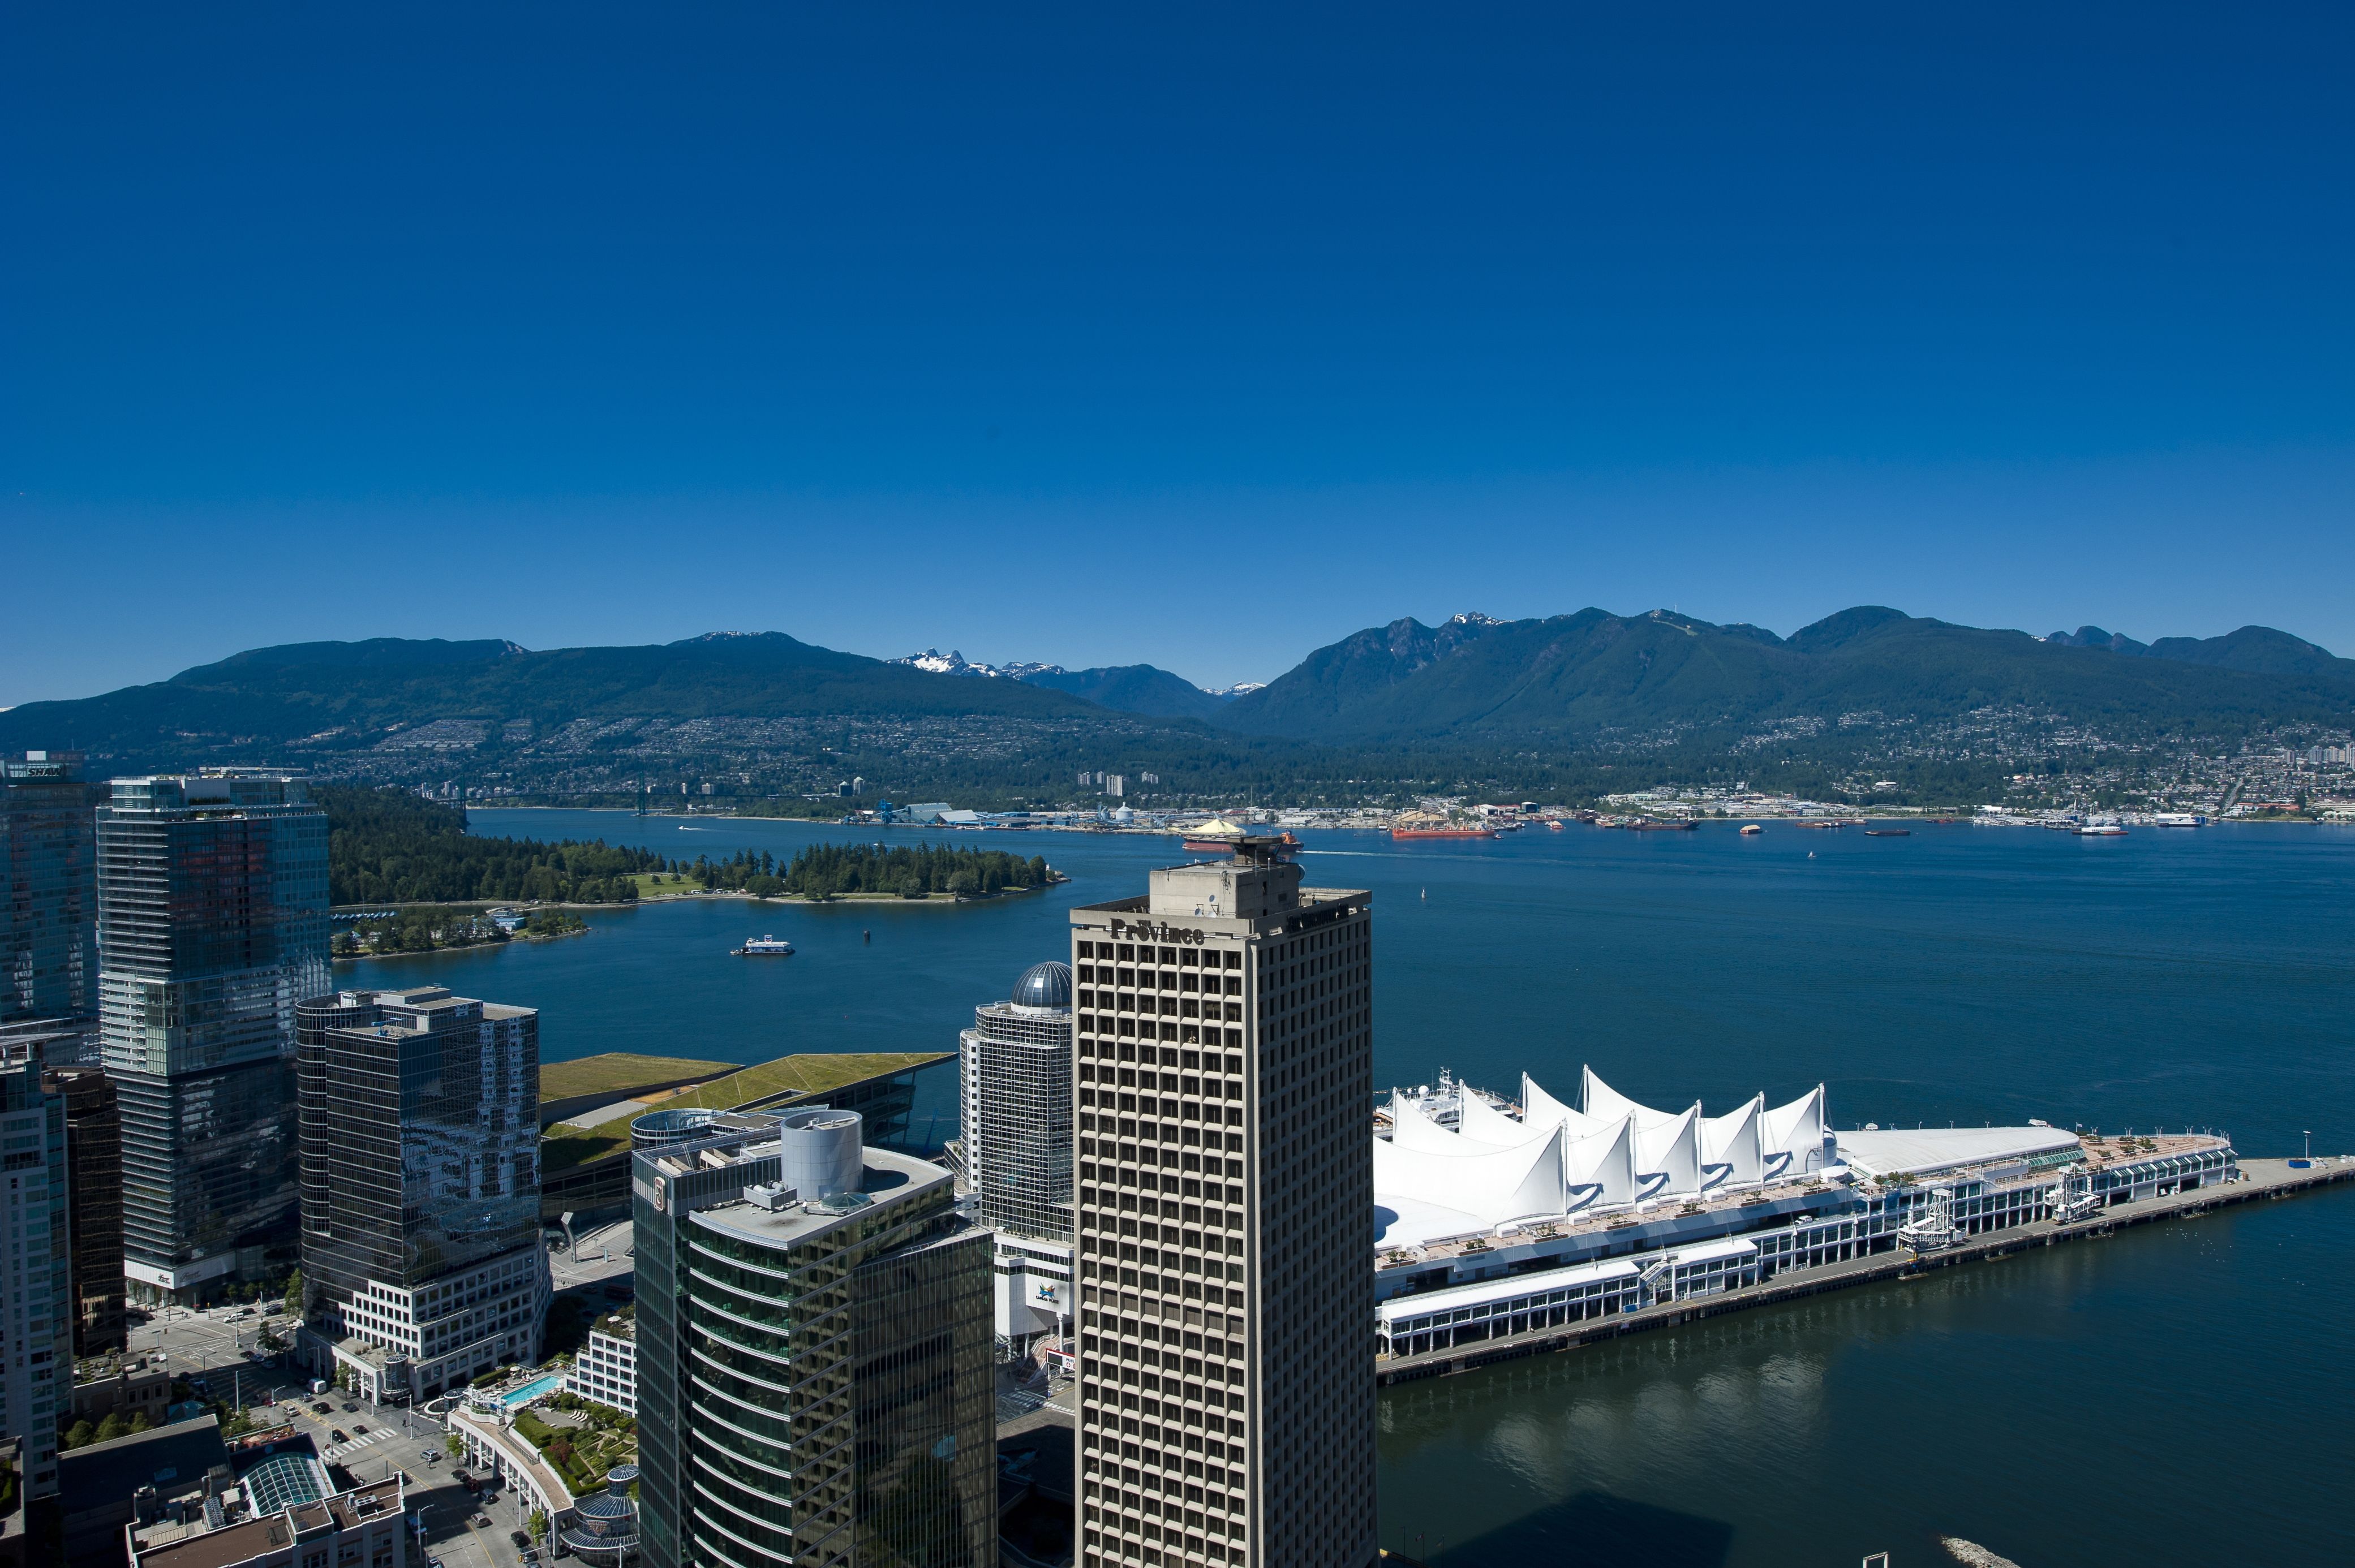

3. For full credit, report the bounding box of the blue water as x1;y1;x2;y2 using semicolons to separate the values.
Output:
352;812;2355;1562
500;1372;566;1410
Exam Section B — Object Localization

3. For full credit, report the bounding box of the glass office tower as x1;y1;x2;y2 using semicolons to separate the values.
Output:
296;985;545;1401
1;751;100;1039
634;1112;994;1568
100;771;329;1303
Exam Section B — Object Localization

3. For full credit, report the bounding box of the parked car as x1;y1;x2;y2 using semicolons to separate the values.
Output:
511;1531;533;1550
343;1401;358;1412
312;1402;333;1415
330;1428;350;1444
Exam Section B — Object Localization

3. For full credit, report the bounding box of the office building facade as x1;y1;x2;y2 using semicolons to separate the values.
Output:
0;1049;72;1498
44;1063;127;1355
1;751;100;1045
295;985;545;1402
100;771;329;1303
634;1109;994;1568
1068;839;1378;1568
960;961;1077;1345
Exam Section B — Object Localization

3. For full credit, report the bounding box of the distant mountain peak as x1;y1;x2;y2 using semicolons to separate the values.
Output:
887;648;1065;680
1449;611;1505;627
1206;681;1265;697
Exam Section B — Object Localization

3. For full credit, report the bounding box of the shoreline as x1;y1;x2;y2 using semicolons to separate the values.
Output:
330;878;1064;916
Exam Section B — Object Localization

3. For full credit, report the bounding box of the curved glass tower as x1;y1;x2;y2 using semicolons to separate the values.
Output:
634;1118;994;1568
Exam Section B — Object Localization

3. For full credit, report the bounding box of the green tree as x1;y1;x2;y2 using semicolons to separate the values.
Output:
283;1268;304;1317
94;1412;128;1443
527;1510;549;1543
62;1419;95;1450
446;1433;465;1459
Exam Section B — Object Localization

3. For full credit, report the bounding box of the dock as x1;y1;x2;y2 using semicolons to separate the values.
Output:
1373;1155;2354;1386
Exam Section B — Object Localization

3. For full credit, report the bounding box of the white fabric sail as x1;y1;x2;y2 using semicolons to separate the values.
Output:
1702;1095;1765;1186
1581;1067;1684;1130
1455;1084;1533;1146
1523;1072;1613;1139
1563;1114;1637;1208
1390;1089;1505;1155
1632;1103;1702;1197
1761;1084;1829;1175
1372;1118;1565;1230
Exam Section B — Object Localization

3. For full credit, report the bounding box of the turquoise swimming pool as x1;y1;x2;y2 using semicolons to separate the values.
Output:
498;1372;566;1410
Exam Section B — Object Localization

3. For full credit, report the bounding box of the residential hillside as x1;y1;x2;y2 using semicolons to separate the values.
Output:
1215;608;2355;746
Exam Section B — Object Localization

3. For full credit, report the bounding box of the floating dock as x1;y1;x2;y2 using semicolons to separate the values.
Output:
1374;1155;2353;1385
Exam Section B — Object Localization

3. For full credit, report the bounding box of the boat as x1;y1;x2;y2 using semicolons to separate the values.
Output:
2074;823;2128;837
1627;818;1699;832
1391;825;1497;840
1181;816;1248;853
1738;824;1763;835
1863;828;1911;837
2152;813;2207;828
1546;819;1564;830
732;935;796;956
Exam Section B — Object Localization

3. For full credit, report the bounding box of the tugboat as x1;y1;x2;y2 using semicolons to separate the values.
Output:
733;935;796;956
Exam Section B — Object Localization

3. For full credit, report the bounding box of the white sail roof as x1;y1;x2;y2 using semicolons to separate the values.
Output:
1372;1117;1564;1235
1702;1095;1765;1185
1761;1084;1829;1174
1563;1114;1637;1207
1523;1072;1615;1139
1632;1103;1702;1197
1582;1067;1687;1130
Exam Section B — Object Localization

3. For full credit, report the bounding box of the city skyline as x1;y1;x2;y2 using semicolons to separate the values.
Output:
8;7;2355;702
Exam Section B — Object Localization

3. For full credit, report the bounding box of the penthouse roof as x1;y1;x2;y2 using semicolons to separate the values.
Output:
1833;1125;2080;1178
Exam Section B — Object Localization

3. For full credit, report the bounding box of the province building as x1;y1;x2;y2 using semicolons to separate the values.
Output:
1068;838;1378;1568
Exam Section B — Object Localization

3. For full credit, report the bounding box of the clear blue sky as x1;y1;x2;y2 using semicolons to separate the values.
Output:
6;4;2352;705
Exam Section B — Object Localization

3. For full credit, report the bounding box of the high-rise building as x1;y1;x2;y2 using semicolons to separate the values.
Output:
959;960;1077;1345
634;1108;994;1568
295;985;545;1403
100;770;330;1304
1067;838;1377;1568
43;1063;127;1355
1;750;101;1045
0;1045;72;1498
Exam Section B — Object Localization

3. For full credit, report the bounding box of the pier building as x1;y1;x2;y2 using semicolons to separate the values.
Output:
1369;1069;2237;1363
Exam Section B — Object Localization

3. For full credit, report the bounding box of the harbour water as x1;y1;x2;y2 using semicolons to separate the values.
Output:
354;812;2355;1563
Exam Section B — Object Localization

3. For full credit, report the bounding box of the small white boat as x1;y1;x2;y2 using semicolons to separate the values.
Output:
733;935;796;956
2074;822;2128;837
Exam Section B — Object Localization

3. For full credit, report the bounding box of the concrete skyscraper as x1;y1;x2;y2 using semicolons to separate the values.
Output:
959;959;1076;1345
296;985;546;1403
99;770;329;1304
1068;838;1377;1568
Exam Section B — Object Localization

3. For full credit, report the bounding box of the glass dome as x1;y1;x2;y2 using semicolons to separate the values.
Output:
1011;960;1073;1011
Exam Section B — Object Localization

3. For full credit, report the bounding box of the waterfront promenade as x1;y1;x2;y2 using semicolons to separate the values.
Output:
1374;1155;2354;1385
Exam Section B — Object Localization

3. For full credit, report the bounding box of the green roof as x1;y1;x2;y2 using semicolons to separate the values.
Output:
539;1050;951;1174
539;1053;737;1104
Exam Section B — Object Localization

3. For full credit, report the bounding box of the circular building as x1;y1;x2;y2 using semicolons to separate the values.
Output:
559;1466;642;1566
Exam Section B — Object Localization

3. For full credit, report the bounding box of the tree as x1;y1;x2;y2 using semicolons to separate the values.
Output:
283;1268;304;1317
527;1510;549;1543
62;1419;95;1450
94;1412;128;1443
446;1433;465;1459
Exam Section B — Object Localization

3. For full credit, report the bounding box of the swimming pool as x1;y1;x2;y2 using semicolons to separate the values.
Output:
498;1372;566;1410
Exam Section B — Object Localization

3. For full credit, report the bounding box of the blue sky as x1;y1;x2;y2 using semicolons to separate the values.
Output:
6;4;2352;704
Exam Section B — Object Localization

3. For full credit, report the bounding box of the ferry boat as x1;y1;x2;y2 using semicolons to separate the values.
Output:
732;935;796;956
2074;820;2128;837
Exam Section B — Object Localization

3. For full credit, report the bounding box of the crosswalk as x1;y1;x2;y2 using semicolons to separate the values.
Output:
323;1427;396;1462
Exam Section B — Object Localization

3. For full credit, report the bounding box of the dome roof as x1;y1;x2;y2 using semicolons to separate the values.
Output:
1011;960;1073;1011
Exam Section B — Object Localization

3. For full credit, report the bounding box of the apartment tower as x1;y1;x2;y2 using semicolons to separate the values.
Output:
295;985;545;1402
43;1063;127;1354
1068;838;1377;1568
0;1044;72;1498
100;771;330;1304
959;959;1077;1345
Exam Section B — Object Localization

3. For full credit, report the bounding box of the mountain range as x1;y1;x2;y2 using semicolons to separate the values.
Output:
3;609;2348;791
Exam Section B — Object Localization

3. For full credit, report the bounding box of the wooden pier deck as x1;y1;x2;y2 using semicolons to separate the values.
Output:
1373;1155;2355;1386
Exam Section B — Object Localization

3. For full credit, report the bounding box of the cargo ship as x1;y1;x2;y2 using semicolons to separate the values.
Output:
1390;824;1497;840
732;935;796;956
1627;818;1698;832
